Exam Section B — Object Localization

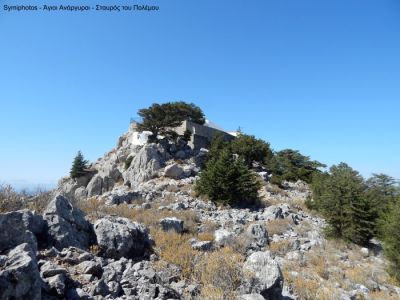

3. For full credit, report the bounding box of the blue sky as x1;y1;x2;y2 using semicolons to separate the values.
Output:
1;0;399;189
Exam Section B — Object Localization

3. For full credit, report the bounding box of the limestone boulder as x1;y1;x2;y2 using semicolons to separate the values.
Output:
0;209;45;253
0;243;41;300
43;195;93;250
93;216;152;259
241;251;283;299
164;163;184;179
123;144;166;186
214;228;234;247
245;223;269;250
159;217;184;233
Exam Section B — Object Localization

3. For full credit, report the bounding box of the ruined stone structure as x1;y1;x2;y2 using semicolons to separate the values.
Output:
129;120;235;149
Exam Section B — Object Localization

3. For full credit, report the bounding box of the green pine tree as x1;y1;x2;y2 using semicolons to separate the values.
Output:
379;198;400;281
230;134;273;167
70;151;89;179
195;147;261;206
314;163;375;245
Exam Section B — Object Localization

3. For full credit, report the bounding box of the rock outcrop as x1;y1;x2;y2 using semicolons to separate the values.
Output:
0;209;45;253
43;195;93;250
0;243;41;300
93;216;152;259
160;217;184;234
241;251;283;299
123;144;167;186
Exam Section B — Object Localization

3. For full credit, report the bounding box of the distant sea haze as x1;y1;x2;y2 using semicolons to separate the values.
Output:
1;179;56;193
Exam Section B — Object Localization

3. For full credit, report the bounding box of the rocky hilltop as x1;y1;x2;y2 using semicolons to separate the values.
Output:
0;124;399;300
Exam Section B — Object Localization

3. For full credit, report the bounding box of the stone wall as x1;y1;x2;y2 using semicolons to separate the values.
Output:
175;120;235;149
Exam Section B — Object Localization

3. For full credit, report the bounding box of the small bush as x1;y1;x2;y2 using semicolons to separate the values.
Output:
152;230;196;278
193;247;244;299
77;197;105;221
268;240;291;256
0;184;52;213
182;129;192;142
0;184;27;212
266;218;292;236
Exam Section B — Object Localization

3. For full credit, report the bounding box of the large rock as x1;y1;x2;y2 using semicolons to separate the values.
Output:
85;151;122;197
123;144;166;186
242;251;283;299
0;209;45;252
94;216;152;259
43;195;93;250
74;186;88;201
262;204;290;221
164;163;184;179
57;177;79;201
159;217;184;233
190;240;213;251
57;173;94;201
194;148;209;168
214;228;234;247
86;174;103;197
245;223;269;250
105;188;142;206
0;243;41;300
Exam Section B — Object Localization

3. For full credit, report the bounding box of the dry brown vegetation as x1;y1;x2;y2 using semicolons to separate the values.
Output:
266;218;292;236
0;184;52;214
150;224;244;299
79;200;200;234
152;230;197;278
193;247;244;299
268;239;291;256
281;239;399;300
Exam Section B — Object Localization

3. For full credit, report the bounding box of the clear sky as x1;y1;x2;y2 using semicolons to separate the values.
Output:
1;0;399;189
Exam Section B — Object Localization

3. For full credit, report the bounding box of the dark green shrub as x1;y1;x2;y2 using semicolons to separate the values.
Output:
183;129;192;142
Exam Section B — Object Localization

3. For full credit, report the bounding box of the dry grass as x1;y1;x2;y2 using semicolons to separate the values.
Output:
269;240;291;256
80;202;200;234
152;229;196;278
266;218;292;236
193;247;244;300
0;184;52;213
282;266;321;300
369;290;400;300
307;251;330;280
77;197;105;220
151;227;244;299
197;232;214;241
283;263;341;300
291;198;311;213
165;184;179;193
282;239;400;300
230;233;251;255
296;220;313;237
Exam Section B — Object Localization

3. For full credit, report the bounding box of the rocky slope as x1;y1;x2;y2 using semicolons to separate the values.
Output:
1;127;399;300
